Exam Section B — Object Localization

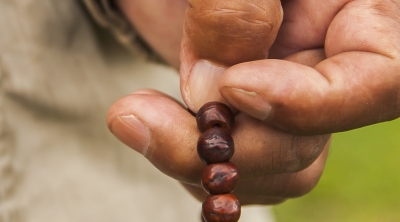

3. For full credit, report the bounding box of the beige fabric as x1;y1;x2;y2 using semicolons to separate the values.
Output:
83;0;163;63
0;0;274;221
83;0;142;52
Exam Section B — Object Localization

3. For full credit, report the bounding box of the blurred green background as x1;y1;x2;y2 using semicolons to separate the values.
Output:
273;118;400;222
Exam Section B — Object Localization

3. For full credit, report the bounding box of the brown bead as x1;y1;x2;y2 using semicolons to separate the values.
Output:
197;128;234;164
202;194;241;222
202;162;239;194
196;102;234;133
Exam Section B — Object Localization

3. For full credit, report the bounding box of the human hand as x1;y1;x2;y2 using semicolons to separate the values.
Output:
180;0;400;135
110;0;331;204
107;89;331;204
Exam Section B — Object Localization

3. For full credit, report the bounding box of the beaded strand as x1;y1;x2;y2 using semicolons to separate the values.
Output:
196;102;241;222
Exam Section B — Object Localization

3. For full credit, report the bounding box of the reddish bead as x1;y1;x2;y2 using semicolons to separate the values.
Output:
202;194;241;222
196;102;234;133
197;128;234;164
202;162;239;194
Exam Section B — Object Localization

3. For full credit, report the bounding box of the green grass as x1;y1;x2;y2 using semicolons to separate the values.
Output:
273;118;400;222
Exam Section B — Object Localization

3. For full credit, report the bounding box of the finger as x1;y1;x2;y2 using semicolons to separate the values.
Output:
182;140;330;205
220;1;400;135
116;0;187;68
232;113;330;177
107;90;201;183
180;0;283;112
107;91;330;185
269;0;346;59
129;88;184;105
235;141;329;199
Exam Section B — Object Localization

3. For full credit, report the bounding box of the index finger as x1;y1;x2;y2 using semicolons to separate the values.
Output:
219;0;400;134
180;0;283;112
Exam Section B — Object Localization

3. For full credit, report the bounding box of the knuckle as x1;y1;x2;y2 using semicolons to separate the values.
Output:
186;0;282;65
283;152;327;198
286;173;321;198
272;135;328;173
371;0;400;22
199;0;282;36
295;135;329;169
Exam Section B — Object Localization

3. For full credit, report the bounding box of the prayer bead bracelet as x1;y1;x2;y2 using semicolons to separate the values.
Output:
196;102;241;222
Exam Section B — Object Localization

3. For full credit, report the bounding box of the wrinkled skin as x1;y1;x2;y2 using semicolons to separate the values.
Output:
109;0;400;205
185;0;282;65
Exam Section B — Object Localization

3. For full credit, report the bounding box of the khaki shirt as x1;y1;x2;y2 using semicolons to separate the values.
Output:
0;0;274;221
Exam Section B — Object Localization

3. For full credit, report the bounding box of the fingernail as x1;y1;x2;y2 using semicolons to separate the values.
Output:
226;88;272;120
110;115;150;155
187;60;227;111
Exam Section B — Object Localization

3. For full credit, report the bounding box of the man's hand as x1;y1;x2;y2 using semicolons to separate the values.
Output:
180;0;400;135
107;89;331;204
107;0;400;205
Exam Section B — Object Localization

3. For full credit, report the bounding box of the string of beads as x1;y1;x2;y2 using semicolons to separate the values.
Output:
196;102;241;222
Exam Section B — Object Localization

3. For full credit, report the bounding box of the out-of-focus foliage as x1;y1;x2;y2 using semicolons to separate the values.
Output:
274;118;400;222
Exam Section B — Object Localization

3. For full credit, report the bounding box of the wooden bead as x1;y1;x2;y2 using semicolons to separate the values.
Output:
196;102;241;221
196;102;234;133
202;194;241;222
202;162;239;194
197;128;234;164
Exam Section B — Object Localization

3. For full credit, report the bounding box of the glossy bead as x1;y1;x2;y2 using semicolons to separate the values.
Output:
202;162;239;194
196;102;234;133
202;194;241;222
197;128;234;164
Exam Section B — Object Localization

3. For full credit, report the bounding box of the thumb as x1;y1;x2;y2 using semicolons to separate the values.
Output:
180;0;283;112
